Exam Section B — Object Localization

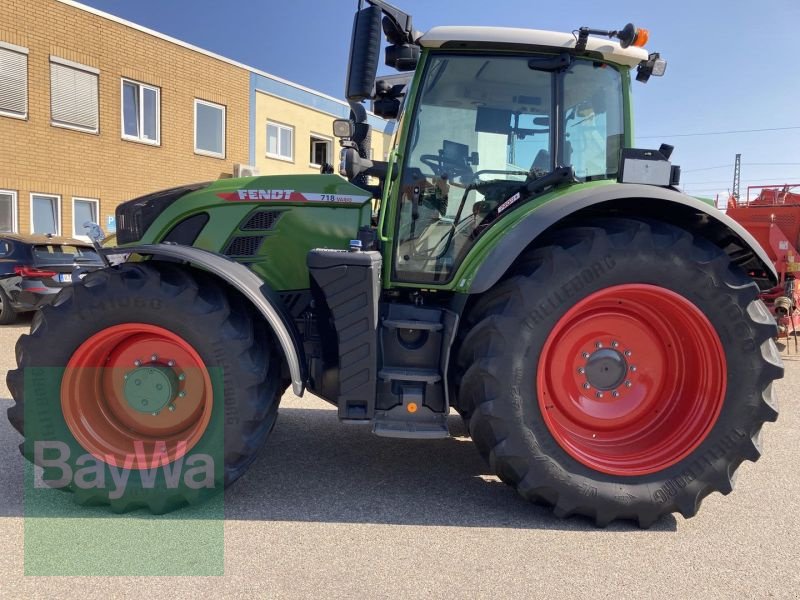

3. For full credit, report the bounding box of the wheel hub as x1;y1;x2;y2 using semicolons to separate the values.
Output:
123;365;179;414
584;348;628;391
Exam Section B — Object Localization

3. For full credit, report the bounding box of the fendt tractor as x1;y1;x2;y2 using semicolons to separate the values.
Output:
8;1;783;527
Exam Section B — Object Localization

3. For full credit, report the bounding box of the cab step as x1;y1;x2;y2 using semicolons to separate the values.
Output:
372;411;449;439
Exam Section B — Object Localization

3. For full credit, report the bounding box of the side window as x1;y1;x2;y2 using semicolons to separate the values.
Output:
194;99;226;158
266;121;294;161
0;190;17;233
31;193;61;236
122;79;160;144
0;241;9;257
564;62;623;180
72;197;99;240
309;135;332;167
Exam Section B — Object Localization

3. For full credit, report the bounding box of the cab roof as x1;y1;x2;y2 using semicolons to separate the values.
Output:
418;26;649;68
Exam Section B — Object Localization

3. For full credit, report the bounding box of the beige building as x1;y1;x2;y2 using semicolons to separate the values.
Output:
0;0;393;239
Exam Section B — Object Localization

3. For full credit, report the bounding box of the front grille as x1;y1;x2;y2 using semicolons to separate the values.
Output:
224;236;264;257
241;210;283;231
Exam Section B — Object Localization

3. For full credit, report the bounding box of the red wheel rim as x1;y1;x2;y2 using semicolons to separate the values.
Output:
537;284;727;476
61;324;213;468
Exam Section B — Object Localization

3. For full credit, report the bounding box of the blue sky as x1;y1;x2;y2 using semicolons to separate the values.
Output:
79;0;800;202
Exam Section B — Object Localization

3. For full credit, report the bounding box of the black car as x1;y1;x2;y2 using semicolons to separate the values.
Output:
0;234;104;324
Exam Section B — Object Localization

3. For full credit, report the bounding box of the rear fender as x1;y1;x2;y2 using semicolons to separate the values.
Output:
111;244;306;395
468;184;778;294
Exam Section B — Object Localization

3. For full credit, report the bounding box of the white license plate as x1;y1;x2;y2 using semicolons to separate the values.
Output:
58;273;72;283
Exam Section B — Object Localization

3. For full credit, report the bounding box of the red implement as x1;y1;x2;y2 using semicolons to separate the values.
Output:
727;184;800;346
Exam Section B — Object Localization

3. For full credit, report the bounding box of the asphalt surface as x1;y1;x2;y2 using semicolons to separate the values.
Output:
1;316;799;598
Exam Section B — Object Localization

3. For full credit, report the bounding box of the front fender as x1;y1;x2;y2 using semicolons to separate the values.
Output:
467;184;778;294
109;244;306;396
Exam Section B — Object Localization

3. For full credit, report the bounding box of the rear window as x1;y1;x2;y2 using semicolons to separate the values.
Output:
33;244;102;265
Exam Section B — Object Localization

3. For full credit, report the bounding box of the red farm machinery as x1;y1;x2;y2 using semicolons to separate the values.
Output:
727;184;800;349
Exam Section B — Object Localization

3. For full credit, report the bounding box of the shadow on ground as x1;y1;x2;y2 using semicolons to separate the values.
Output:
0;396;678;532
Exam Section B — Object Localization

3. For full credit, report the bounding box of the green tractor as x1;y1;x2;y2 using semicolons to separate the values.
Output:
8;1;783;526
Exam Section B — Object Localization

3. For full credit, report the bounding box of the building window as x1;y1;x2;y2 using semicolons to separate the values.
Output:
31;194;61;236
50;58;99;133
0;43;28;119
310;135;332;167
194;99;225;158
122;79;160;144
266;121;293;161
72;197;99;240
0;190;17;233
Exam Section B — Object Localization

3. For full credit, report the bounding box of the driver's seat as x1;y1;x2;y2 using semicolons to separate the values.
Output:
531;149;550;173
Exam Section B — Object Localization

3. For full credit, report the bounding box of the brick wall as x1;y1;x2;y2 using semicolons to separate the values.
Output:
0;0;250;237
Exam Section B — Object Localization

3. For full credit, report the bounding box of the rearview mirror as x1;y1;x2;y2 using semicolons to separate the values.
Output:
475;107;512;135
83;221;106;245
345;5;382;102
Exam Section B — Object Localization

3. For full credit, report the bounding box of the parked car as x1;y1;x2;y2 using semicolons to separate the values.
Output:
0;234;104;324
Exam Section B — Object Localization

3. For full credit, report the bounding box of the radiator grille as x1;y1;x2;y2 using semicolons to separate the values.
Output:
224;235;264;257
241;210;282;231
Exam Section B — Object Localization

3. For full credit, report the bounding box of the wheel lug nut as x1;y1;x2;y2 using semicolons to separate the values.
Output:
577;367;585;374
178;374;186;381
625;380;632;388
624;350;632;357
595;342;603;349
151;354;158;362
178;391;186;398
134;360;141;367
168;360;175;367
583;383;591;390
612;341;619;348
582;352;590;359
612;391;620;398
596;392;604;399
168;404;176;412
151;412;158;417
630;365;637;372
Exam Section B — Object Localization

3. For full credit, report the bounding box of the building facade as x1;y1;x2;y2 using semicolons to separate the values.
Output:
0;0;392;240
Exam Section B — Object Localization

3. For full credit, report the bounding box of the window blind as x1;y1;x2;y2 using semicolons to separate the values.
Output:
0;47;27;117
50;61;98;131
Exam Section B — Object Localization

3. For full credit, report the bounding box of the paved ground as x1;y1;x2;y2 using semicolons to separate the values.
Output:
1;317;799;598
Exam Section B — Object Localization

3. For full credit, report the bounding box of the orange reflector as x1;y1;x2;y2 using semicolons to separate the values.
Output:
633;28;649;47
407;402;418;413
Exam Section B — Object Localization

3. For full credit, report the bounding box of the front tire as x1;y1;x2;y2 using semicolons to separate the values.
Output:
456;218;782;527
6;262;283;513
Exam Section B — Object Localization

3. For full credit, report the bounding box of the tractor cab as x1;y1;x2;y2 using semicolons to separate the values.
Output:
336;1;667;285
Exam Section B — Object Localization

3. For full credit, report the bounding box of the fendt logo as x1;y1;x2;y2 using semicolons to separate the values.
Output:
220;189;296;201
216;189;371;203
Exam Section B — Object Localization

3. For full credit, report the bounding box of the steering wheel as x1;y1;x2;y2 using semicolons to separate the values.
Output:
419;154;442;174
419;153;474;182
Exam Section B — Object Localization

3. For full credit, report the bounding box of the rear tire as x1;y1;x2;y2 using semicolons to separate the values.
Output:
0;287;18;325
455;218;782;527
6;262;284;513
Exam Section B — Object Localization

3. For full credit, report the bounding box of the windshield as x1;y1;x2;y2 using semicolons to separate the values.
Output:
395;53;624;283
33;244;102;265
